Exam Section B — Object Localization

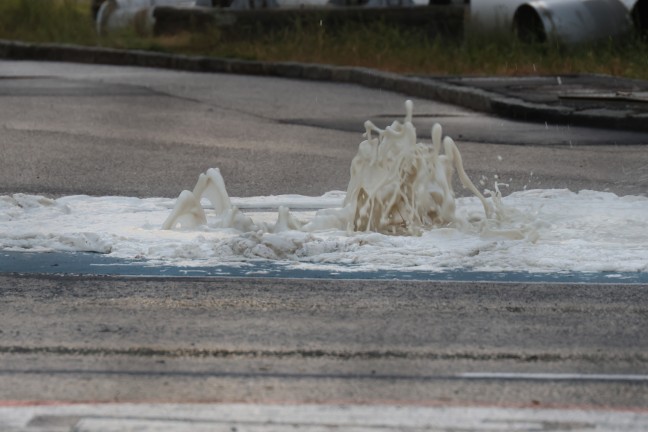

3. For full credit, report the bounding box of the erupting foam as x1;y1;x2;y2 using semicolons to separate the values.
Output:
344;100;492;235
163;101;494;235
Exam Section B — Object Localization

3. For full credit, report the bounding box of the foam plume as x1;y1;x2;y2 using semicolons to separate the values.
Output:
163;100;492;236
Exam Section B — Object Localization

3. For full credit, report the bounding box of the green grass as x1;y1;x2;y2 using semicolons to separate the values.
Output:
1;0;647;80
0;0;97;44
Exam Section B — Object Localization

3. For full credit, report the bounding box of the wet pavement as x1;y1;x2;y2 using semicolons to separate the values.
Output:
3;251;648;283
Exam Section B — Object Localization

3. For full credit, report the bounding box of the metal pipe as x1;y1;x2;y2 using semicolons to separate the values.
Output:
471;0;633;44
514;0;631;44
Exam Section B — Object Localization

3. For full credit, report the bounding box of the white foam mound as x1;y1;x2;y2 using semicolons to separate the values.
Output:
1;190;647;273
163;101;495;236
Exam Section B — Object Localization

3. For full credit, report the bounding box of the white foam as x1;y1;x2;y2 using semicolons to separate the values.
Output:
163;101;493;236
1;189;647;273
341;101;491;235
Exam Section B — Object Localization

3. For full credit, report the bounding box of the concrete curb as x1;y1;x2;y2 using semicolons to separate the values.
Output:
1;39;646;132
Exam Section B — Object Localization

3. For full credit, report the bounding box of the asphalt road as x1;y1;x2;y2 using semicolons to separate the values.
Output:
1;60;648;416
1;60;647;198
2;275;648;409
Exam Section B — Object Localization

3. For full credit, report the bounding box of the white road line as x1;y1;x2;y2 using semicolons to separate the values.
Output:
2;403;648;431
459;372;648;382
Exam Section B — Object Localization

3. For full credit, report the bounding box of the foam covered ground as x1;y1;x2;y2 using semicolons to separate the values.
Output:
1;189;647;274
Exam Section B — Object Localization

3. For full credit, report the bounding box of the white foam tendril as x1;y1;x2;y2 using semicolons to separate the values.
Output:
163;101;513;237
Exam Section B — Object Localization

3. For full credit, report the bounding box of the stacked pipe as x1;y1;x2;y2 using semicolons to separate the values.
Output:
95;0;209;35
471;0;645;44
93;0;646;44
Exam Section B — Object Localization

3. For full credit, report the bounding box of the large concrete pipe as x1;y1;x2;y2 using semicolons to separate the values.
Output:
513;0;631;44
96;0;206;35
470;0;526;27
471;0;632;44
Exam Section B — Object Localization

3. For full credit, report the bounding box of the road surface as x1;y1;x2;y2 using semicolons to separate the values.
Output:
0;60;647;428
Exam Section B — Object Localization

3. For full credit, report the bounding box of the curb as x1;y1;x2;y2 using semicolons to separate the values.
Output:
1;39;646;132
